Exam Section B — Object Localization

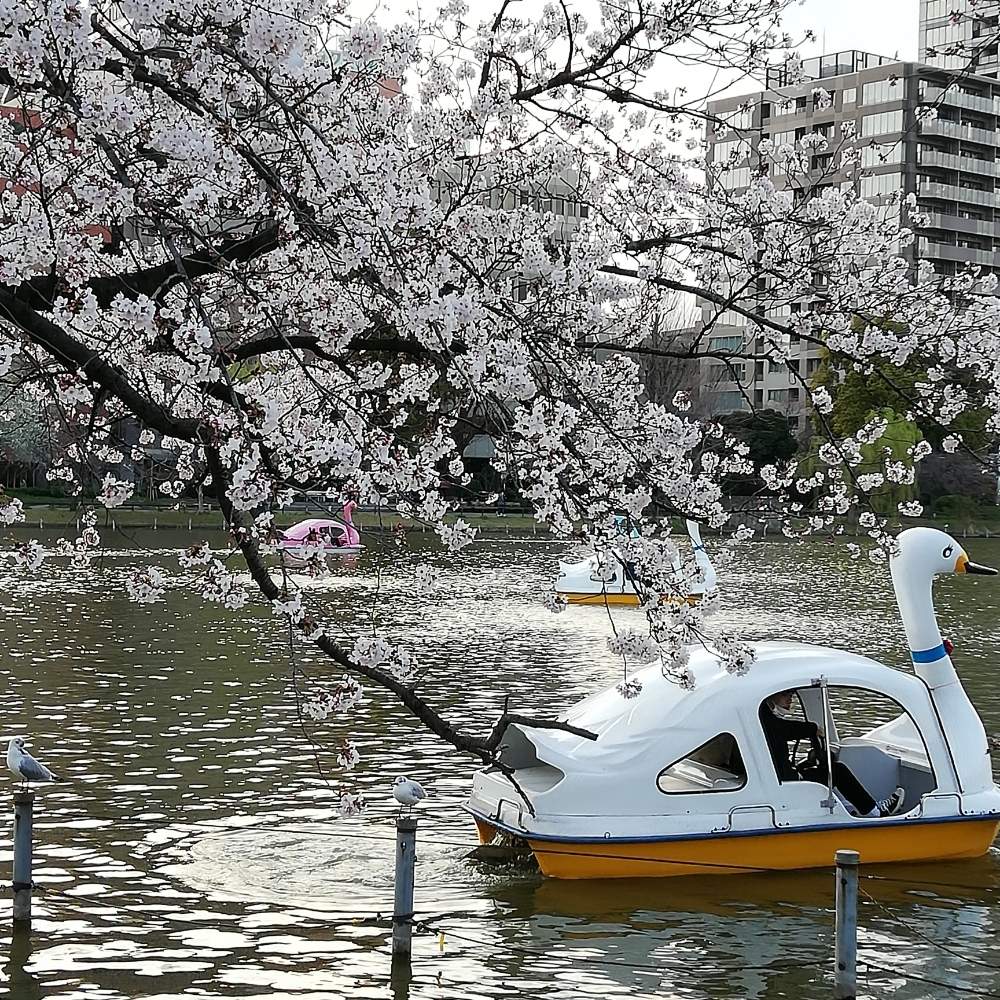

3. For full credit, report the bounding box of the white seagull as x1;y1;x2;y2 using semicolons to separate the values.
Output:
392;776;427;814
7;738;57;791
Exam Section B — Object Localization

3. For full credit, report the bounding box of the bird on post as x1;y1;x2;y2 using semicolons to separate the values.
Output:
392;776;427;815
7;738;57;791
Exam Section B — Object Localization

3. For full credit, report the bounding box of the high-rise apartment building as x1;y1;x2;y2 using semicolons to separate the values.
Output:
702;50;1000;429
920;0;1000;78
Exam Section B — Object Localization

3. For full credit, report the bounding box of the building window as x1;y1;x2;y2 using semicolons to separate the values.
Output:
842;87;856;105
709;363;744;382
723;107;754;132
861;110;904;136
710;390;747;413
713;138;752;163
714;165;753;190
925;0;953;17
861;142;904;167
862;78;903;105
860;172;902;198
926;25;957;48
767;389;787;402
709;335;744;352
656;734;747;794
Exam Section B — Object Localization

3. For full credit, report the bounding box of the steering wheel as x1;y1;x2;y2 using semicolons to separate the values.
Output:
792;734;825;776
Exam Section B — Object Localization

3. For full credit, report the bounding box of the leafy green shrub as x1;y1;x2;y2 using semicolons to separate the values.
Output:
933;494;982;519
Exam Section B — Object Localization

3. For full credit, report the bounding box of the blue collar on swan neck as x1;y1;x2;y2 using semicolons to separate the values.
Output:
911;643;947;664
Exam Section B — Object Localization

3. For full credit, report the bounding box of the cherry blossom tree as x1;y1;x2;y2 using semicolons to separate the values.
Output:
0;0;998;807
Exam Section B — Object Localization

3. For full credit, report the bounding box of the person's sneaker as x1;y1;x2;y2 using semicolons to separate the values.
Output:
877;787;906;817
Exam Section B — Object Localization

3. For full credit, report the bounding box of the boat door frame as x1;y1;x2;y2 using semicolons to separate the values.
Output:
741;681;849;824
749;674;959;818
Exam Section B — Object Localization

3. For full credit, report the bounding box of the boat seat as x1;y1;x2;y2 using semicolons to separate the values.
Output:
898;759;937;805
836;743;900;803
657;760;744;794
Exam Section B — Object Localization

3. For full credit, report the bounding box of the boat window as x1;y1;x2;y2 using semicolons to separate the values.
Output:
656;733;746;794
824;686;936;790
823;687;918;742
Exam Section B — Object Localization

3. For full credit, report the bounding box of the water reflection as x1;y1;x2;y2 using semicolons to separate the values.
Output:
1;534;1000;998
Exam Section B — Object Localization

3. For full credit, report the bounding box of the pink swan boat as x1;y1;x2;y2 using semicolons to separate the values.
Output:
278;502;363;564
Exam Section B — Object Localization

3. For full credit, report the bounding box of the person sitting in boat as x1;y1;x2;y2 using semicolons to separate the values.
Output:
760;690;905;818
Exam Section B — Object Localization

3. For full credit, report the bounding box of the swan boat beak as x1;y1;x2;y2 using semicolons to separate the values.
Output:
956;554;998;576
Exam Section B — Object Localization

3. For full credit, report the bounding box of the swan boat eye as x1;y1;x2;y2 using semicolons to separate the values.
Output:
943;545;954;558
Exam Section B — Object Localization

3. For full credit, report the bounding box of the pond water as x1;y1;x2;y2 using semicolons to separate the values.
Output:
2;529;1000;1000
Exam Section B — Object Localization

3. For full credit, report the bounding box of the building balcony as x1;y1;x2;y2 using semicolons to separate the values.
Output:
918;148;1000;176
923;212;999;237
918;237;997;265
923;86;1000;117
920;119;1000;146
918;179;1000;207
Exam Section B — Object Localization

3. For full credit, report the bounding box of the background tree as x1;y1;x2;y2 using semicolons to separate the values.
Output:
917;452;997;516
0;384;52;488
714;410;798;496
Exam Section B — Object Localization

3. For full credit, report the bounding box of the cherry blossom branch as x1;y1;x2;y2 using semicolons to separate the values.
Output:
203;444;597;761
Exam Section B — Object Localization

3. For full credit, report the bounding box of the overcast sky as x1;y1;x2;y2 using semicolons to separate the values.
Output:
784;0;919;65
363;0;924;102
707;0;920;100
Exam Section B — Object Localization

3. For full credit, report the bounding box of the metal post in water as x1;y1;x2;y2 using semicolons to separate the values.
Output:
12;791;34;924
392;816;418;965
834;849;859;999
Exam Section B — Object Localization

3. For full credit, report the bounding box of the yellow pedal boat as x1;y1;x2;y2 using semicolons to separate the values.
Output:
554;519;716;606
468;528;1000;878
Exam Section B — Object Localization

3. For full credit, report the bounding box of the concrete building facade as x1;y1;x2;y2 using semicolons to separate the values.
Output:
701;49;1000;429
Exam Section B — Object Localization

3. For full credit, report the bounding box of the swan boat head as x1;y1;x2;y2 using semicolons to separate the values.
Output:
894;525;995;580
890;527;995;675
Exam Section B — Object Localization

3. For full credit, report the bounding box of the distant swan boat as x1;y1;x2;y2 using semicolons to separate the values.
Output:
278;502;364;565
553;519;716;606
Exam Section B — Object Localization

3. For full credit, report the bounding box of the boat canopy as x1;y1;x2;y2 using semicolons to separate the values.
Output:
492;641;948;820
280;518;346;542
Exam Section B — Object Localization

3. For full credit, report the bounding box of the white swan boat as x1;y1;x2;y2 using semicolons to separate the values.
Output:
467;528;1000;878
554;519;716;606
